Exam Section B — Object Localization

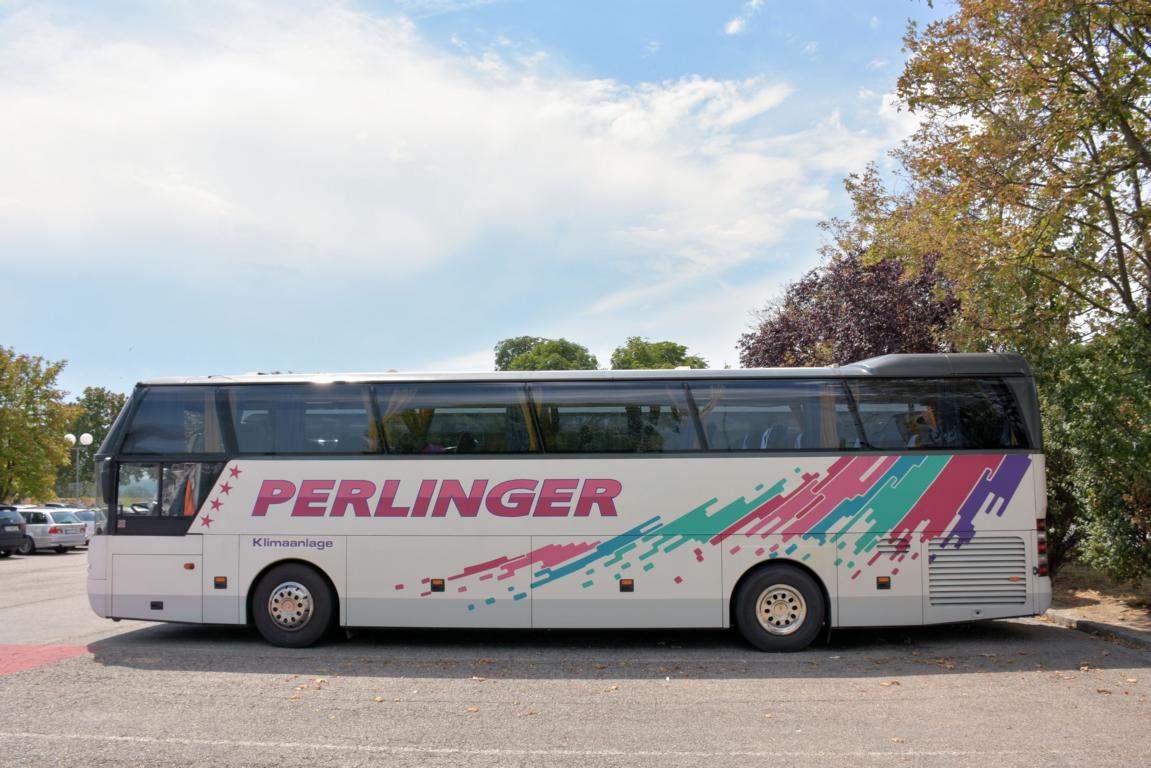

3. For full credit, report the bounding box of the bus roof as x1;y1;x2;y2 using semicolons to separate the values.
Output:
137;353;1032;386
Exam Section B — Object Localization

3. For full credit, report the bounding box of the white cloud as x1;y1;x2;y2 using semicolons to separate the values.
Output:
0;3;812;282
868;57;887;70
725;0;764;36
869;16;880;30
801;41;818;58
725;17;746;36
0;0;912;340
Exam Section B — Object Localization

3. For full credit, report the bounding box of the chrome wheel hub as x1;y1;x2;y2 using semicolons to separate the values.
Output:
267;581;314;631
755;584;807;636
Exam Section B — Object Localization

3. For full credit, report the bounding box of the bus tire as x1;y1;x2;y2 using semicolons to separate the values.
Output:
252;564;335;648
733;565;825;652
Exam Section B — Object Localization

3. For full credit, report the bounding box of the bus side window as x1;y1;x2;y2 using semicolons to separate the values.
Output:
531;382;698;453
120;387;225;455
688;380;855;452
226;384;375;454
847;378;1031;451
117;464;160;515
374;383;534;455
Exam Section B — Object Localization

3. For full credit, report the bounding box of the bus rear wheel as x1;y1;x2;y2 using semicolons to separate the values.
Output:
252;564;335;648
733;565;825;652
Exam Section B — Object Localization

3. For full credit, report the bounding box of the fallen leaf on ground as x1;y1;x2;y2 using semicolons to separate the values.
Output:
891;737;905;743
466;706;480;712
880;680;901;687
1097;688;1113;695
373;696;385;703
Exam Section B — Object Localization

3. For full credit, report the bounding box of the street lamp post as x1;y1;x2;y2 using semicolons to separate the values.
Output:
65;432;93;502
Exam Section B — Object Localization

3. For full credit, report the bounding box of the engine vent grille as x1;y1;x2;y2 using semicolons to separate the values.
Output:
929;536;1027;606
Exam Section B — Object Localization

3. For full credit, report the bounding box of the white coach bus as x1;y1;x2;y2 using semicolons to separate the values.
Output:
87;353;1050;651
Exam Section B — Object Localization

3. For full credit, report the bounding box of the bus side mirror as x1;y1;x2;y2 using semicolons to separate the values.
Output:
100;459;115;507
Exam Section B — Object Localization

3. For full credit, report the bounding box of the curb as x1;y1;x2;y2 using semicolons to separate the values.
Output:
1044;609;1151;650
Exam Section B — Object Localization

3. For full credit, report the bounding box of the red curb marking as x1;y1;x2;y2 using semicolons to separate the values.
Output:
0;644;89;676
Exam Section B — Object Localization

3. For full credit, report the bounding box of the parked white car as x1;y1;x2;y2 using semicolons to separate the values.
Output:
17;508;87;554
72;508;107;544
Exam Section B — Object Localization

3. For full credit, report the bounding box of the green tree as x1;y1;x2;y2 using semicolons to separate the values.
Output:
494;336;547;371
814;0;1151;578
0;347;74;502
889;0;1151;345
505;339;598;370
56;386;127;496
610;337;708;369
1042;322;1151;581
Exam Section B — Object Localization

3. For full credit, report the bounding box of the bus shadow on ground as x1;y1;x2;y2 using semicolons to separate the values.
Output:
85;619;1149;680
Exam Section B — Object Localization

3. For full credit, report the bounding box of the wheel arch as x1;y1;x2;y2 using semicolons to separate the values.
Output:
245;558;341;626
728;557;832;630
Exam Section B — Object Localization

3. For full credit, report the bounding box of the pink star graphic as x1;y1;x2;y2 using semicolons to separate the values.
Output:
229;466;242;478
200;515;214;528
219;482;232;495
210;498;222;511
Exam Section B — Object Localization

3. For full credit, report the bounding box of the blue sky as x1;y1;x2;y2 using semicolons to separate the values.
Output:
1;0;947;399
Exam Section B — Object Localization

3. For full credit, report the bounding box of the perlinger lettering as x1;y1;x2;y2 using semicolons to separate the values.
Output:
251;478;623;518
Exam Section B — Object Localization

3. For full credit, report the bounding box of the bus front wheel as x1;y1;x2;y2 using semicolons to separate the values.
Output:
733;565;825;652
252;564;335;648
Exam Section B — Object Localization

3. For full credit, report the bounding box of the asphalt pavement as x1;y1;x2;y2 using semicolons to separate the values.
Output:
2;550;1150;767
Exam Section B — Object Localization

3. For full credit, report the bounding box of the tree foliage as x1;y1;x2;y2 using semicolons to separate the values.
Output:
0;346;73;502
55;386;127;495
799;0;1151;578
610;337;708;370
498;338;599;371
881;0;1151;344
1041;321;1151;581
494;336;548;371
739;251;960;367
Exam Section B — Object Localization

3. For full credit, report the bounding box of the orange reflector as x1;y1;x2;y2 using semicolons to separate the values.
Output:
213;576;228;589
1009;575;1022;582
183;563;195;570
430;579;445;593
876;576;891;590
619;579;634;593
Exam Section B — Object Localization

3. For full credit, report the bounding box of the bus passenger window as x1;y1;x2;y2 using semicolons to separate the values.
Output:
846;378;1029;451
226;384;375;454
689;380;854;452
374;383;533;454
532;382;698;453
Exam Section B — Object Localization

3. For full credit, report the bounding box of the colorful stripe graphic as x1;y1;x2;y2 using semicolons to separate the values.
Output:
396;454;1032;610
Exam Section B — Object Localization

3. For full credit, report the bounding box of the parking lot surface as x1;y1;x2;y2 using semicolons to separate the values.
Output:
2;550;1150;767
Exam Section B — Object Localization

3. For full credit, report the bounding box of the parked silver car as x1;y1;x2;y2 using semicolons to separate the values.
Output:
17;508;87;554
